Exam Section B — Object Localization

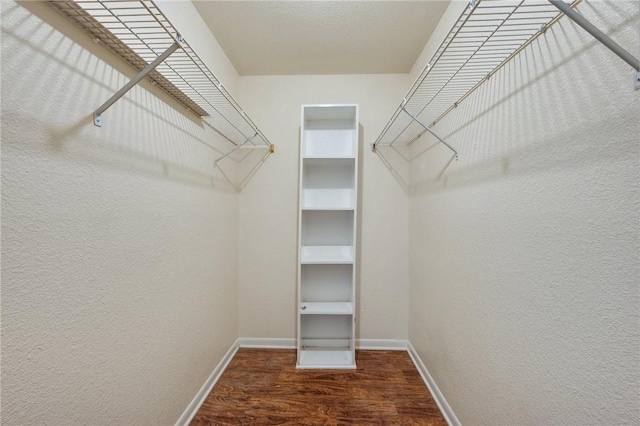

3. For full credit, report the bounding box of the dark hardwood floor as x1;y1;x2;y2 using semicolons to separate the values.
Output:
190;349;447;425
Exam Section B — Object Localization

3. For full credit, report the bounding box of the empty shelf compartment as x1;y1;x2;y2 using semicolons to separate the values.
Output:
301;210;354;246
302;157;355;210
303;105;357;158
301;189;354;210
301;264;353;302
300;246;354;264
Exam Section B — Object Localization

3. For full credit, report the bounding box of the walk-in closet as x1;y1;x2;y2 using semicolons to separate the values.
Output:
1;0;638;424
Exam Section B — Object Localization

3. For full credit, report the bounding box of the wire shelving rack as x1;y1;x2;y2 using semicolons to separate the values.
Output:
372;0;582;158
45;0;273;165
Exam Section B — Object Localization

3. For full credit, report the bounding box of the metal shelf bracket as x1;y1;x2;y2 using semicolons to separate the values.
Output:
214;133;258;167
401;106;458;160
548;0;639;90
93;36;183;127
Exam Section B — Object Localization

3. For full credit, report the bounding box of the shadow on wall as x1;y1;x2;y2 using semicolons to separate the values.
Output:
372;2;639;197
226;144;273;192
373;144;411;194
2;1;269;192
374;140;456;194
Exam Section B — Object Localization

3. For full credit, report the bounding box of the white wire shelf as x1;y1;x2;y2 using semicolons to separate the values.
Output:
45;0;273;158
372;0;580;157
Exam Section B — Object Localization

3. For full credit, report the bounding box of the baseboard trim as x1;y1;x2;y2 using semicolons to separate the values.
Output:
237;337;296;348
175;339;240;426
356;339;408;350
407;342;460;426
236;337;408;351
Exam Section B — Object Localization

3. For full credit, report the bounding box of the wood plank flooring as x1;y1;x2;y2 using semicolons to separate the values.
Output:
191;349;447;425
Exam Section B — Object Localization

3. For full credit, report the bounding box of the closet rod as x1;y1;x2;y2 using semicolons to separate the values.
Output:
549;0;640;75
93;40;181;127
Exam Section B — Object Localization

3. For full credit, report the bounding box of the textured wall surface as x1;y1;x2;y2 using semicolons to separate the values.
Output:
237;74;411;341
1;1;240;424
408;1;640;424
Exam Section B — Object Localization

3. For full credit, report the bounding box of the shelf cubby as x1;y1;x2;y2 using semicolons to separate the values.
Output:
300;314;353;342
302;106;357;158
301;264;353;303
302;158;355;210
301;210;354;246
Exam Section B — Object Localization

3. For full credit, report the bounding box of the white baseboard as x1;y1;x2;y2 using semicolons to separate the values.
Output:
174;339;240;426
236;337;408;350
356;339;408;350
407;342;460;426
237;337;296;348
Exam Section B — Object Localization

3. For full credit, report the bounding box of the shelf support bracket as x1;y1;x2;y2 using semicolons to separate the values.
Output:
548;0;640;90
401;106;458;160
214;133;258;167
93;38;183;126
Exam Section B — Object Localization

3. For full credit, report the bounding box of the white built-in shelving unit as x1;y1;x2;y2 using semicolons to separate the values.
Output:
297;105;358;369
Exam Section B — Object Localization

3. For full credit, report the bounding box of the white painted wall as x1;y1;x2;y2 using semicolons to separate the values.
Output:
408;1;640;424
236;74;411;342
408;0;467;83
1;1;240;423
155;0;239;95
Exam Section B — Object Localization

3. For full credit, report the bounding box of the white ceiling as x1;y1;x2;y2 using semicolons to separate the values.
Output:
192;1;451;76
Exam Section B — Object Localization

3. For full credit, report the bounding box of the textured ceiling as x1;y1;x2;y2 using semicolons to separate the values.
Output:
192;1;451;76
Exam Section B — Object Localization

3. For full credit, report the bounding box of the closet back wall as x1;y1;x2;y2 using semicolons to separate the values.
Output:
1;1;239;424
237;75;410;342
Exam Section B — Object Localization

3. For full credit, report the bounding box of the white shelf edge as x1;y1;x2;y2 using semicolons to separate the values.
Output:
300;259;354;265
300;245;354;264
297;349;355;369
301;207;355;211
296;364;356;370
300;302;353;315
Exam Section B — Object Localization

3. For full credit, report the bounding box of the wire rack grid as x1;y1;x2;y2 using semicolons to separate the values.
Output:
373;0;579;152
45;0;272;150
